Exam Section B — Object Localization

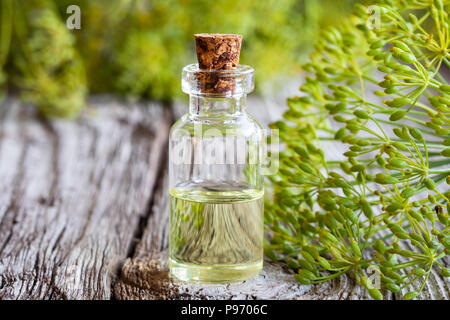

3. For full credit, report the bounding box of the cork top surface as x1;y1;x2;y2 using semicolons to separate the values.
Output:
194;33;243;38
194;33;242;70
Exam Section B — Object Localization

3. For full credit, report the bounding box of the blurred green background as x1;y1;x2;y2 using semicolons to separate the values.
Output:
0;0;356;117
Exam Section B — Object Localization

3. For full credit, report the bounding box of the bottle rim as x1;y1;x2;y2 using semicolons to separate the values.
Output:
182;63;254;97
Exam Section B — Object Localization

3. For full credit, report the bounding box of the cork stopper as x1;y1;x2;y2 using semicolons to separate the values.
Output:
195;33;242;70
194;33;243;94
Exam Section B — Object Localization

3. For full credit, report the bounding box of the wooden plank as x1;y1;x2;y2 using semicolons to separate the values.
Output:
0;97;171;299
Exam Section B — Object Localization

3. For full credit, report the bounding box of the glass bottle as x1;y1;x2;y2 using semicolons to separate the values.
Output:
168;63;264;283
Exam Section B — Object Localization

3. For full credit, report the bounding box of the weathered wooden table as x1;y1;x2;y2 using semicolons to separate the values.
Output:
0;95;448;300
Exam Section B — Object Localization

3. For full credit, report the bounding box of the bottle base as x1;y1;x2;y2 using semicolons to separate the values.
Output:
169;258;263;284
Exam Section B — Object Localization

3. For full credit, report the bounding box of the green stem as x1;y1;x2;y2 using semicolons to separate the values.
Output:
0;0;13;68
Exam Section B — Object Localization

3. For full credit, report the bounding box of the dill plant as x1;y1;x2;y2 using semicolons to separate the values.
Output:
266;0;450;300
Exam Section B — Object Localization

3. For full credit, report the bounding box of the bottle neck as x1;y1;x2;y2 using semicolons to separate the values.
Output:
189;94;247;118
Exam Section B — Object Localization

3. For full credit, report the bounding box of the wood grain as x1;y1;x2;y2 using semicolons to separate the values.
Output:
0;97;171;299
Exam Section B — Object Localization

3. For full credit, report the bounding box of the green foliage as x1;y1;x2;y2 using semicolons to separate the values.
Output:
266;0;450;300
70;0;356;100
0;0;356;117
1;0;86;117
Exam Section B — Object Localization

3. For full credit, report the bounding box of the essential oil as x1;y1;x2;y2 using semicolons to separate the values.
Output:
169;182;263;282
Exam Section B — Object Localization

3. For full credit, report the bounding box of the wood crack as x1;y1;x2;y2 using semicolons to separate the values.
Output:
111;103;174;299
0;109;29;258
125;151;170;260
38;116;60;206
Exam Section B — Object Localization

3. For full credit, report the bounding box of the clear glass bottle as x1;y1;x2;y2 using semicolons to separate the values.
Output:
168;63;264;283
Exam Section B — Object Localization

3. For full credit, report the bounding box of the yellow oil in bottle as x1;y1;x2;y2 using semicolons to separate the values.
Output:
169;183;264;283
